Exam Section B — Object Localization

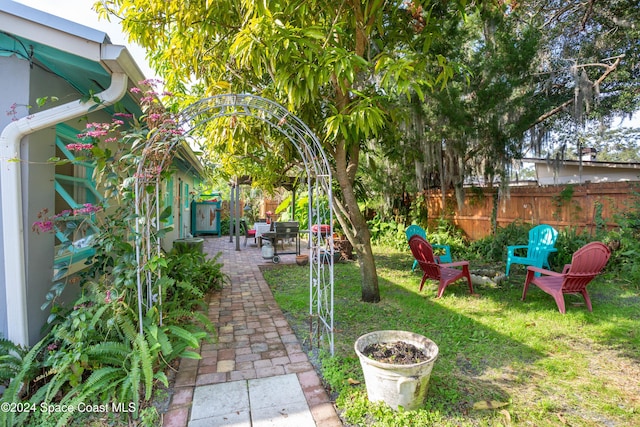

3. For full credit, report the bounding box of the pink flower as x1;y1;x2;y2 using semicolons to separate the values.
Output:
139;78;163;86
84;129;108;138
130;87;142;94
85;122;111;131
32;220;54;233
73;203;102;215
52;210;72;220
66;143;94;151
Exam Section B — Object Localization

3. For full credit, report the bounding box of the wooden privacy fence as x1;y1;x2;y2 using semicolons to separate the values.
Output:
422;182;640;240
219;199;280;221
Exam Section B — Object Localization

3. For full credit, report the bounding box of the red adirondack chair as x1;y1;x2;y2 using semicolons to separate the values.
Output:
522;242;611;313
408;235;474;298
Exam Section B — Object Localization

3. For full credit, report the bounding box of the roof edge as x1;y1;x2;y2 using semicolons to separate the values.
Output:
1;0;109;43
101;44;146;86
523;158;640;168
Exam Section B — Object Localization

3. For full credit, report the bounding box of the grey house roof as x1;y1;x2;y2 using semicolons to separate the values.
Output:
525;158;640;185
1;0;111;44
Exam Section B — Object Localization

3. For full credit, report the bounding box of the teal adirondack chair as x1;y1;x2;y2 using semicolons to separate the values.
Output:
505;224;558;276
405;225;452;271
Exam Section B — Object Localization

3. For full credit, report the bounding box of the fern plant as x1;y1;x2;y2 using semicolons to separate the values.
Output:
11;80;222;425
0;339;47;427
0;274;213;426
0;338;30;388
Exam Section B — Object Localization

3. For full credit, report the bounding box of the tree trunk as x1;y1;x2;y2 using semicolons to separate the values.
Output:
330;3;381;302
354;235;380;303
333;139;380;303
333;185;381;303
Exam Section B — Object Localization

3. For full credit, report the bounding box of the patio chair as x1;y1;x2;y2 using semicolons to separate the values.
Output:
408;235;473;298
505;224;558;276
239;219;256;247
405;225;452;272
521;241;611;313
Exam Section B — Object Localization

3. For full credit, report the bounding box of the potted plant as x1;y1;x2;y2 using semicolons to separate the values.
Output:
354;330;439;411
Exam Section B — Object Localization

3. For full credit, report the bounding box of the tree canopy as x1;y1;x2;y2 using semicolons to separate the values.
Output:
97;0;477;302
354;0;640;211
96;0;639;301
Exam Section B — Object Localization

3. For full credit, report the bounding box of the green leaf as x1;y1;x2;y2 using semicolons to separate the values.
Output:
52;281;66;296
36;96;57;107
180;350;203;360
154;371;169;388
52;267;68;281
303;28;324;40
159;205;173;221
167;325;202;350
47;157;67;165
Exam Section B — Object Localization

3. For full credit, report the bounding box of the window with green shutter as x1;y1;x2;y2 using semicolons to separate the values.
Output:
53;124;102;278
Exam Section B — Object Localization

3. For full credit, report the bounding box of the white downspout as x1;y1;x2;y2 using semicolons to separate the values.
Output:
0;72;128;346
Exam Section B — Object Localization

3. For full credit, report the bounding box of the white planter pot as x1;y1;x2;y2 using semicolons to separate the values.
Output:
354;330;439;411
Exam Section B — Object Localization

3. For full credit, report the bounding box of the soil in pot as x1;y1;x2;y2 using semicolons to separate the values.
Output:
355;331;439;410
362;340;431;364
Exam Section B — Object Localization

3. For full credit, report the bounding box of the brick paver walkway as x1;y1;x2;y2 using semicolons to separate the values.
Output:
162;236;342;426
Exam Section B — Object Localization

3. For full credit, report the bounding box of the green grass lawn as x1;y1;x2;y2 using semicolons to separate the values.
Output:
262;246;640;427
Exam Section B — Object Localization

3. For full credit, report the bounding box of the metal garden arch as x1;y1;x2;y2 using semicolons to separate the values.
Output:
133;94;335;354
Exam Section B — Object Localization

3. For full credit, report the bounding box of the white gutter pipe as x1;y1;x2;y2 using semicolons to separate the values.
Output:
0;71;128;346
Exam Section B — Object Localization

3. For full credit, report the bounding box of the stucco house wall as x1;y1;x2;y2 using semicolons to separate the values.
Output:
24;65;123;344
0;53;30;341
0;1;205;345
162;166;203;252
0;55;121;344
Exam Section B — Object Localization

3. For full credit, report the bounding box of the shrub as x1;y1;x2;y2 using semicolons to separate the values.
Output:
1;80;221;426
163;248;227;325
464;220;531;263
368;215;469;257
368;214;408;250
0;260;212;427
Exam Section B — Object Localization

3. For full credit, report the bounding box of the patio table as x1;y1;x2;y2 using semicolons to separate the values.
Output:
253;222;272;246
